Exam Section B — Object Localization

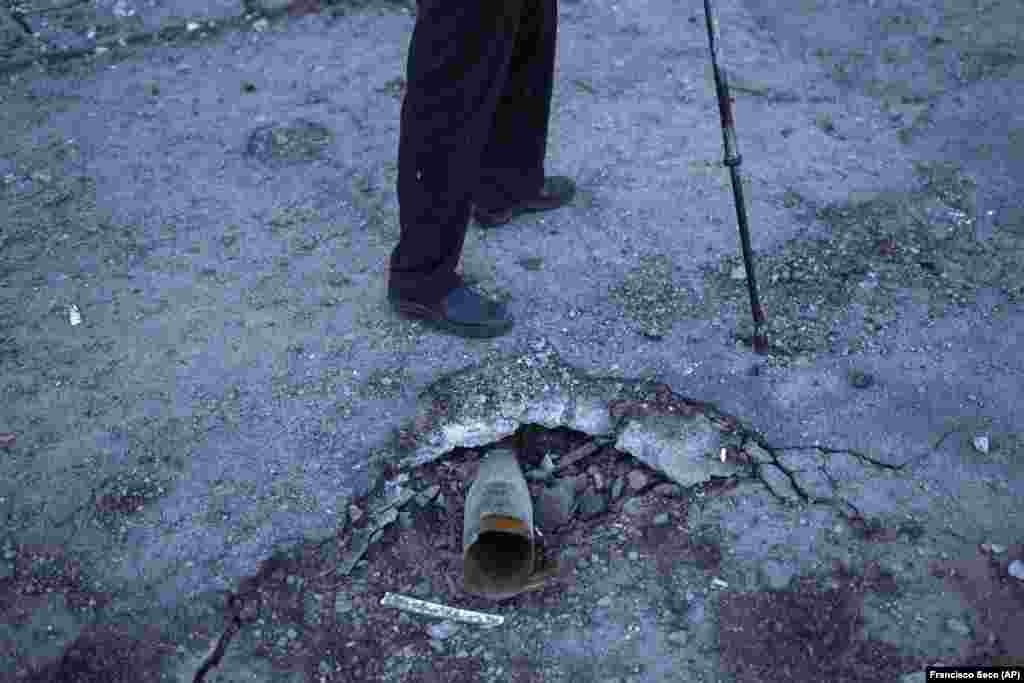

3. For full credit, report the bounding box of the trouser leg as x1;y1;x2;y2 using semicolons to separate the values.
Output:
474;0;559;210
388;0;528;304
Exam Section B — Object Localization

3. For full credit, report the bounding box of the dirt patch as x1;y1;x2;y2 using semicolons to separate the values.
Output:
27;622;176;683
687;160;1022;360
931;546;1024;665
717;570;922;682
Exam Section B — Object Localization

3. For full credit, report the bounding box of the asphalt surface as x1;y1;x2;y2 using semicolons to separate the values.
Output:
1;0;1022;680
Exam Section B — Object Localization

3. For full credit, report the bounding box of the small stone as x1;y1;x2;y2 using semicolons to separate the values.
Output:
849;369;874;389
759;559;795;591
667;630;688;646
1008;559;1024;580
945;617;970;636
335;595;353;614
428;621;459;641
577;491;608;519
653;483;682;498
304;593;323;627
627;470;647;491
537;479;577;531
628;551;639;561
653;512;670;526
622;498;645;517
597;596;613;607
415;484;440;506
972;435;990;454
611;477;625;500
286;627;298;640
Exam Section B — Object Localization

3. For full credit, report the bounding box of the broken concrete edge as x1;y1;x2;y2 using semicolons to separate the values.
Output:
385;344;743;468
184;342;919;680
359;341;920;529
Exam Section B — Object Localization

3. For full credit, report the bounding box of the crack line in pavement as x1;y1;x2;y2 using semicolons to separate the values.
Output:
192;613;241;683
191;581;263;683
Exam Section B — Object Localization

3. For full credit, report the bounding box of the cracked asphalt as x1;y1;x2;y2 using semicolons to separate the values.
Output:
1;0;1022;680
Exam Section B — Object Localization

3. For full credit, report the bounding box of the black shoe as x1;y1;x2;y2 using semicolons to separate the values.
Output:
389;284;514;339
473;176;577;228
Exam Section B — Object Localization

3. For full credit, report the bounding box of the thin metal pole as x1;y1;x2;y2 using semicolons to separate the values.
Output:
702;0;769;354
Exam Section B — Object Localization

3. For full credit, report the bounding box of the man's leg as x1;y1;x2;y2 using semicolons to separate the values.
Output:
474;0;558;211
388;0;527;305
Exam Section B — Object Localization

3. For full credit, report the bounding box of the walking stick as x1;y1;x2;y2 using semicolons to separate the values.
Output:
702;0;769;354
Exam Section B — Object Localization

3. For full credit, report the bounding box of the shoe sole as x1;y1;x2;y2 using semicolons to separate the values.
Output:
390;299;513;339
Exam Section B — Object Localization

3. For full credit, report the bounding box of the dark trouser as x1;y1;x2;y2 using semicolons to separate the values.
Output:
387;0;558;304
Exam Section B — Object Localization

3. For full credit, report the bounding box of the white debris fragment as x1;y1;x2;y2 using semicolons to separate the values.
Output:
720;448;727;463
252;18;269;32
68;304;82;326
972;435;990;454
710;577;729;589
380;592;504;628
1008;560;1024;581
186;21;200;32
